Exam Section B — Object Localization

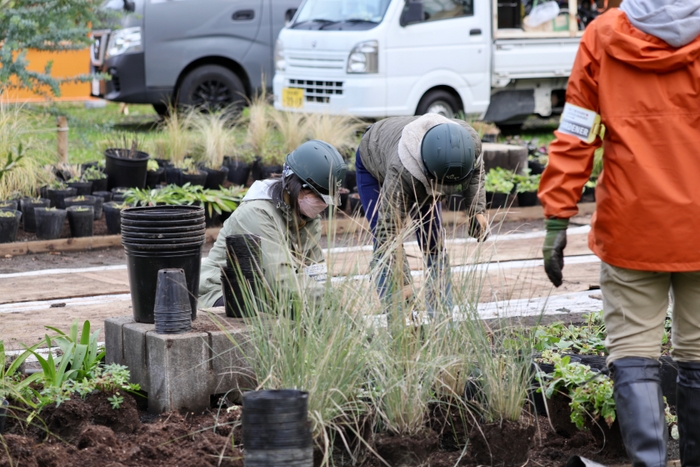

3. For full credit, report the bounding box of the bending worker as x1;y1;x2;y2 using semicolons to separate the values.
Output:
538;1;700;466
357;114;488;316
198;140;346;308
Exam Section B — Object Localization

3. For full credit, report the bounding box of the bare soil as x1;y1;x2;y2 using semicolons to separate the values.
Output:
1;392;634;467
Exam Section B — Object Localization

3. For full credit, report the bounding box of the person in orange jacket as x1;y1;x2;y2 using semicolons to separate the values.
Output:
538;1;700;466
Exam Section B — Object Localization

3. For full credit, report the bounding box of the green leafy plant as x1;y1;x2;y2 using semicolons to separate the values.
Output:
0;210;15;218
538;354;615;430
484;167;515;194
533;311;607;355
45;320;105;382
0;144;24;184
147;159;160;172
0;340;42;408
514;171;541;193
72;206;90;212
43;363;140;409
125;183;245;217
81;166;106;181
108;392;124;409
71;195;86;202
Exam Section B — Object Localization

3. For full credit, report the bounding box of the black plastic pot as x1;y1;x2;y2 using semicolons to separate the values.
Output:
164;167;182;186
0;210;22;243
517;191;539;207
203;166;229;189
242;390;313;461
121;217;206;229
344;170;357;191
103;202;123;235
154;268;192;334
227;160;251;186
111;187;130;203
104;148;150;190
528;159;546;175
155;158;174;169
120;223;204;234
486;192;509;209
19;198;50;232
146;168;165;188
0;398;8;434
180;170;207;187
446;193;465;211
35;208;67;240
39;186;49;200
89;177;108;193
67;180;93;196
0;200;18;212
64;195;97;211
122;205;204;220
261;164;284;180
67;206;94;238
47;187;78;209
92;191;113;203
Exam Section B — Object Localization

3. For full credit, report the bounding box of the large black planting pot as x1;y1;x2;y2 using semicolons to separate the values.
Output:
486;191;509;209
103;202;123;234
242;390;313;467
146;168;164;188
47;187;77;209
0;211;22;243
180;170;208;187
20;198;50;233
226;160;251;186
121;205;206;323
67;206;94;237
517;191;539;207
104;148;150;190
34;208;67;240
64;195;97;210
0;200;18;212
89;177;108;193
203;166;229;189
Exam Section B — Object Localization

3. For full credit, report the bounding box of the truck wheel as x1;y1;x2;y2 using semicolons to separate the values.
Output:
177;65;246;111
416;90;461;118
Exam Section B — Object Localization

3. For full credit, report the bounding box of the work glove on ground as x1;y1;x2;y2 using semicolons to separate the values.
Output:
468;213;490;242
542;218;568;287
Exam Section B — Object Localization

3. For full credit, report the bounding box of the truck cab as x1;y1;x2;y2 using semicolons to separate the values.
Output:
91;0;301;114
274;0;592;124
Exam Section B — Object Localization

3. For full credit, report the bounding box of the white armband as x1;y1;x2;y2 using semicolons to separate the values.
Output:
558;103;602;144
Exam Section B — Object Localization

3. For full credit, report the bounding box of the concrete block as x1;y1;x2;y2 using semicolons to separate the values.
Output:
123;322;154;392
209;325;255;397
104;317;132;365
146;331;211;413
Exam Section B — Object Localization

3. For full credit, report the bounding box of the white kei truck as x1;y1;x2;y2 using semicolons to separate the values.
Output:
273;0;595;125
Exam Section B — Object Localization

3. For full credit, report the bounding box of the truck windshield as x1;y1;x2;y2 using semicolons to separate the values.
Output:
293;0;391;27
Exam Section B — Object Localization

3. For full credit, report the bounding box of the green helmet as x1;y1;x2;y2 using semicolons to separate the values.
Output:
285;140;347;205
420;123;475;185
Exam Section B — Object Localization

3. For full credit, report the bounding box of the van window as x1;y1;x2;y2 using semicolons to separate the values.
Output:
417;0;474;22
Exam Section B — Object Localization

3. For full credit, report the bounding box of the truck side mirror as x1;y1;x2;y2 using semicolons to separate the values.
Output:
285;8;297;24
400;1;424;27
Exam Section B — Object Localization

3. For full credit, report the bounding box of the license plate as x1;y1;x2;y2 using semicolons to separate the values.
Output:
281;87;304;108
91;78;100;96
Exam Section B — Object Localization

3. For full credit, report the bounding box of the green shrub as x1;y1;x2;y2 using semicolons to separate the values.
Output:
484;167;515;194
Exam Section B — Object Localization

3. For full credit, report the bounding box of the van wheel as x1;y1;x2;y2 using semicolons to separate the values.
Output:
152;103;169;118
416;90;461;118
178;65;246;112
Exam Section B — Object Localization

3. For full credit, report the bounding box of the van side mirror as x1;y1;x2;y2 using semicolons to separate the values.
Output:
400;1;424;27
285;8;297;24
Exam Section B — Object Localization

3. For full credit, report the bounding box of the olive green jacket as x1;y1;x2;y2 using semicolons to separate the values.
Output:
198;180;325;309
357;114;485;253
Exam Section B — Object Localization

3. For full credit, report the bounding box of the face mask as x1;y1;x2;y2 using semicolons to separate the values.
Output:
298;191;328;218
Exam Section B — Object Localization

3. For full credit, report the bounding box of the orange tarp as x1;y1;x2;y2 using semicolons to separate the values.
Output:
4;49;92;102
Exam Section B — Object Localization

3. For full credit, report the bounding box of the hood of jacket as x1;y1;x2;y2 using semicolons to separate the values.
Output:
242;180;275;201
602;4;700;71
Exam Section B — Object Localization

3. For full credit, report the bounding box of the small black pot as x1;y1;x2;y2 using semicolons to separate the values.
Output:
104;202;123;235
47;187;78;209
67;206;94;237
227;160;251;186
528;159;546;175
486;192;509;209
250;157;264;181
517;191;540;207
64;195;97;211
39;186;49;200
93;197;104;220
180;170;207;186
0;210;22;243
146;168;165;188
164;167;182;186
261;164;284;180
203;166;229;189
20;198;50;233
111;187;130;203
344;170;357;191
67;180;93;196
0;200;18;212
446;193;465;211
88;177;108;193
92;191;113;203
34;208;67;240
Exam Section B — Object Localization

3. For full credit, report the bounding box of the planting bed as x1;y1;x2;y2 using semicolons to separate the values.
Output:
1;389;650;467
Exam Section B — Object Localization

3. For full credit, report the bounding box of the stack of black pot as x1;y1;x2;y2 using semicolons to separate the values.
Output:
120;205;206;323
153;268;192;334
242;390;313;467
222;233;262;318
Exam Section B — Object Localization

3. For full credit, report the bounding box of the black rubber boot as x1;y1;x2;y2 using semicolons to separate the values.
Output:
677;361;700;467
610;357;668;467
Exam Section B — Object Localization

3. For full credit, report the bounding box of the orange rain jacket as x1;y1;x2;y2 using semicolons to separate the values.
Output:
538;9;700;272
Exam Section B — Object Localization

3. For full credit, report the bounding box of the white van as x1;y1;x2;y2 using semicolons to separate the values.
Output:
273;0;595;124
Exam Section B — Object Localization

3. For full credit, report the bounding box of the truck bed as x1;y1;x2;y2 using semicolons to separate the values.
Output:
492;36;581;82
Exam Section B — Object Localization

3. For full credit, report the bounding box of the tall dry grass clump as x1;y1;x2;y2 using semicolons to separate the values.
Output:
158;107;194;165
305;113;365;153
270;109;308;154
190;110;237;168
